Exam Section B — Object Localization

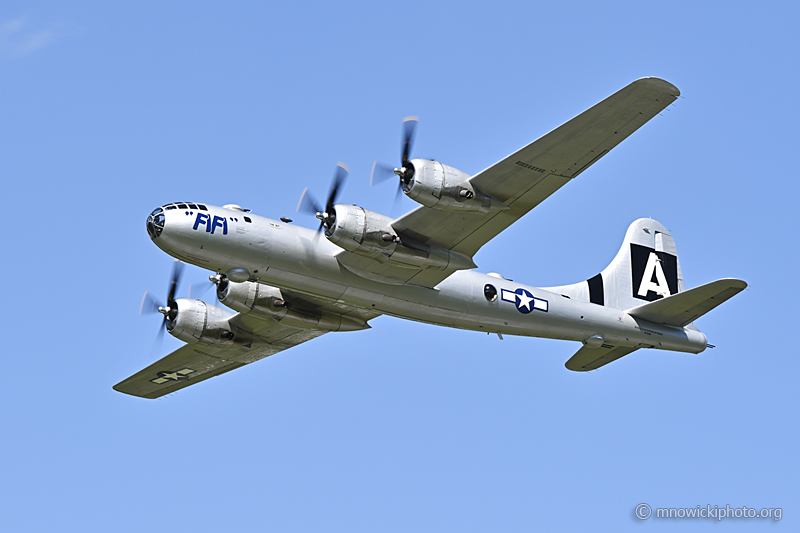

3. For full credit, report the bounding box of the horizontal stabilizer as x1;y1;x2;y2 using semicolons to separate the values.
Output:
565;344;639;372
627;278;747;328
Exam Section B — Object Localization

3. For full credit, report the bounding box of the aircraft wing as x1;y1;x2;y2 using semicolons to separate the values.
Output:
115;294;379;399
339;78;679;288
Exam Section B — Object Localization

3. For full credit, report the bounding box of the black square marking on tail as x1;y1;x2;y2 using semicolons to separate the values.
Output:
630;244;678;301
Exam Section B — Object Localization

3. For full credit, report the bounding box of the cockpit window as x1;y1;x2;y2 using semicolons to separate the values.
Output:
161;202;205;210
244;216;252;223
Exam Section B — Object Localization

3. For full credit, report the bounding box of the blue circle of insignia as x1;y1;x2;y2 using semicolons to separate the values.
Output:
514;288;535;314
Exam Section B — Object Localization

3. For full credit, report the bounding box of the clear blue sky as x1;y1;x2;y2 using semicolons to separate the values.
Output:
2;1;796;531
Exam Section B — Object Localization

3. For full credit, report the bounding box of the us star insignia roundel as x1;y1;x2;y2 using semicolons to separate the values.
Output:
501;288;548;314
150;368;195;384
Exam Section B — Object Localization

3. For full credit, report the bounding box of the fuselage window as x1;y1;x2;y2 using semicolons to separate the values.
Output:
484;284;498;302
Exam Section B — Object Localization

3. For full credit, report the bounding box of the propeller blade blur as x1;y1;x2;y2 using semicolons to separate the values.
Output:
139;291;164;316
297;188;323;215
401;116;418;164
166;260;185;303
370;161;396;187
326;162;349;212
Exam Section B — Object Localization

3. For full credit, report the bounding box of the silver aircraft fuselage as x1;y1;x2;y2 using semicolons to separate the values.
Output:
152;204;707;354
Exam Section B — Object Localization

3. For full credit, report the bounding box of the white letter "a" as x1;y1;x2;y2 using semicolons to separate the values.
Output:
638;252;671;298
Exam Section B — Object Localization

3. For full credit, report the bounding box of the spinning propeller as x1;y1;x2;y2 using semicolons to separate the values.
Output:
139;259;185;343
297;162;349;233
370;116;419;201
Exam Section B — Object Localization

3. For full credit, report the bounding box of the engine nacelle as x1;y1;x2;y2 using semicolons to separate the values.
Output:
217;279;369;332
401;158;507;213
324;204;475;271
324;205;396;260
166;298;236;346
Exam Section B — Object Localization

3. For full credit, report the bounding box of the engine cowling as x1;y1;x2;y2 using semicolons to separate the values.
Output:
166;298;236;346
324;205;396;260
401;158;507;213
324;204;475;271
217;279;369;332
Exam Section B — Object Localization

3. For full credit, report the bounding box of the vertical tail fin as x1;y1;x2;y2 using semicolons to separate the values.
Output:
543;218;686;311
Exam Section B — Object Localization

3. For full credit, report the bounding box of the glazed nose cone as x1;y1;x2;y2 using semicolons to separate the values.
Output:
146;207;165;240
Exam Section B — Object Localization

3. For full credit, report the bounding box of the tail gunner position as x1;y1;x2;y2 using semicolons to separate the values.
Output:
116;78;746;399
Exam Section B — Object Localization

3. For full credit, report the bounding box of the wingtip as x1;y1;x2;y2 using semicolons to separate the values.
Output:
723;278;748;290
635;76;680;97
565;361;591;372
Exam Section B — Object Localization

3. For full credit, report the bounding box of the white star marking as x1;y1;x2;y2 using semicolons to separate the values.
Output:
150;368;195;385
516;291;534;311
